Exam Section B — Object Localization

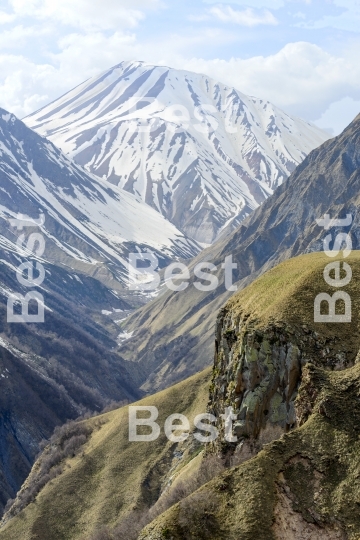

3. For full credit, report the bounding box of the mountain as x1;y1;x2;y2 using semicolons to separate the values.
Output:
0;108;200;299
24;61;329;244
2;252;360;540
117;113;360;393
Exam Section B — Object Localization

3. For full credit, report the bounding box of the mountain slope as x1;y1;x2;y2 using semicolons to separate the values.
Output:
0;369;212;540
0;108;200;298
0;106;202;511
0;229;143;513
117;113;360;392
24;61;328;244
2;253;360;540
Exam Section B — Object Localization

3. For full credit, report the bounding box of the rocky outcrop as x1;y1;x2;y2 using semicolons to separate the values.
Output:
140;359;360;540
208;307;353;453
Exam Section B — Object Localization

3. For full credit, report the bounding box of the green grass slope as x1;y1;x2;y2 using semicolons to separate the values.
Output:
140;353;360;540
226;250;360;362
0;368;211;540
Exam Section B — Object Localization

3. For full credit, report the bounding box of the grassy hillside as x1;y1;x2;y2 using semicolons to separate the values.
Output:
140;360;360;540
139;252;360;539
0;369;211;540
226;250;360;362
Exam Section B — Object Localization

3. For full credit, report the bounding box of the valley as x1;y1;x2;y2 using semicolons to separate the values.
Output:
0;41;358;539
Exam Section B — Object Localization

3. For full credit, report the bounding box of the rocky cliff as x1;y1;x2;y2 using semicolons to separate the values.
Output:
140;252;360;540
208;251;359;458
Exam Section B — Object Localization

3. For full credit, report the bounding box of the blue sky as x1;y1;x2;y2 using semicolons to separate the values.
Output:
0;0;360;134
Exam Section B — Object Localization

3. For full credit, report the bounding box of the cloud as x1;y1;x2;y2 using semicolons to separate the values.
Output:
203;0;285;8
295;0;360;32
0;24;51;50
54;31;138;79
0;0;358;137
9;0;161;30
0;0;164;116
314;96;360;135
0;29;142;117
0;10;16;24
178;41;360;121
209;5;278;26
0;54;58;117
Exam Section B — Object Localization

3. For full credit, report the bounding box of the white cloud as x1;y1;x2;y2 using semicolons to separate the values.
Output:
0;24;50;50
314;97;360;135
53;31;138;80
209;5;278;26
0;54;58;117
9;0;160;30
296;0;360;32
0;10;16;24
178;41;360;121
203;0;285;8
0;29;143;117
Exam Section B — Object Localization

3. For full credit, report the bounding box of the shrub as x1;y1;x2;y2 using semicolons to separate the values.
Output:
101;400;129;414
112;510;149;540
4;419;93;520
3;499;14;514
178;491;220;539
86;526;113;540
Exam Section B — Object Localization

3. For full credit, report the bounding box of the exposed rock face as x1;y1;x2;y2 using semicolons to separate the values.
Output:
208;307;354;452
138;258;360;539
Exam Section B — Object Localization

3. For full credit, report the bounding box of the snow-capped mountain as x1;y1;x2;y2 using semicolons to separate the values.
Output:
0;108;200;293
25;61;329;244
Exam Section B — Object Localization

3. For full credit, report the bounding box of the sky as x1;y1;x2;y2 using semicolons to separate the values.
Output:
0;0;360;134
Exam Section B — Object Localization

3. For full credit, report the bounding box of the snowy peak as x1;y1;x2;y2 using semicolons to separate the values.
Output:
25;61;329;244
